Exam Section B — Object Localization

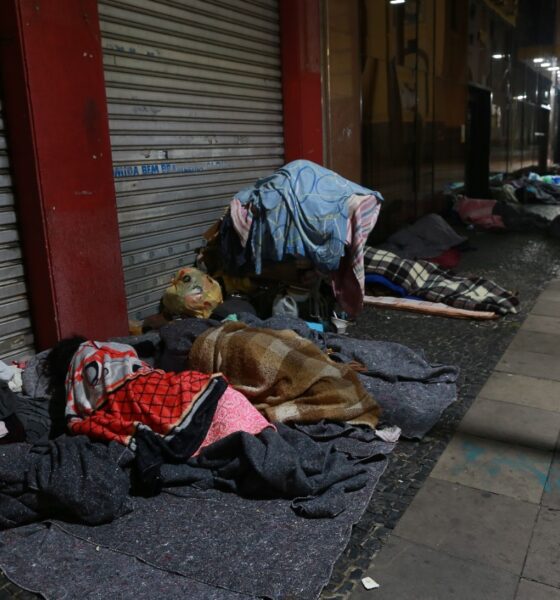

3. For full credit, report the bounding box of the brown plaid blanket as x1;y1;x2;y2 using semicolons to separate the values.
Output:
187;321;380;428
364;248;519;315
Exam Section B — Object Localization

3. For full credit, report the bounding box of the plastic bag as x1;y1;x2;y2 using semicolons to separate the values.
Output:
162;267;223;318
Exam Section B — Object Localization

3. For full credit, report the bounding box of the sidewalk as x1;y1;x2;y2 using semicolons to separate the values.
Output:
350;278;560;599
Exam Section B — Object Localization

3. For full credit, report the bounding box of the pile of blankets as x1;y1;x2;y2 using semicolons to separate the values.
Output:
64;340;275;493
0;316;461;528
452;171;560;234
364;247;519;315
508;173;560;205
160;315;459;439
219;159;384;316
0;316;461;599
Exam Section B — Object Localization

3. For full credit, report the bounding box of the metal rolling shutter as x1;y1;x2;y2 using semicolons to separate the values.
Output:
0;98;35;360
99;0;284;320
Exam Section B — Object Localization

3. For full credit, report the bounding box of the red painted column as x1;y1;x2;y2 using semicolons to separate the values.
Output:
280;0;324;164
0;0;128;350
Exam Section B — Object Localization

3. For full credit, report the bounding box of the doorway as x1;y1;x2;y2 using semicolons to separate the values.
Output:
465;85;491;198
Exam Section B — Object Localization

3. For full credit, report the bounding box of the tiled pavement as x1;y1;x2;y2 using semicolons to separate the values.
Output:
350;278;560;600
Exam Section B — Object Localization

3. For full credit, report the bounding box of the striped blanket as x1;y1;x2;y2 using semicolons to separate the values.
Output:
187;321;381;428
363;248;519;315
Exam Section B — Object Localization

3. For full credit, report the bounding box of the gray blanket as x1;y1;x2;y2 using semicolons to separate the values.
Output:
0;423;393;600
0;436;133;529
0;318;458;599
322;334;459;439
380;213;466;259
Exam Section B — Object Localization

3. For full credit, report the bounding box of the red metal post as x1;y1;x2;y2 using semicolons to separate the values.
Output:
0;0;129;350
280;0;324;164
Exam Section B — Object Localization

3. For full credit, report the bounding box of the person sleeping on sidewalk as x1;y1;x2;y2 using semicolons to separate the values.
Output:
43;336;273;493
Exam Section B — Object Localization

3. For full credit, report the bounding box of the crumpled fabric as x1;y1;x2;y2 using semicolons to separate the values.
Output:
66;341;150;422
454;196;505;229
156;314;459;439
187;321;381;429
0;436;133;529
0;423;394;600
21;350;51;400
363;247;519;315
160;422;389;518
0;360;22;393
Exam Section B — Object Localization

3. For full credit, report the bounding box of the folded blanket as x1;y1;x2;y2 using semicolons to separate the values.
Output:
187;321;381;428
363;247;519;315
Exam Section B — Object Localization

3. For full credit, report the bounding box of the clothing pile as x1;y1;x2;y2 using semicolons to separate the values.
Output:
217;159;383;317
508;172;560;205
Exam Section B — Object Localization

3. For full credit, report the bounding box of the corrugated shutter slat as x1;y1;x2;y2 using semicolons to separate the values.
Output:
0;96;35;360
100;0;284;319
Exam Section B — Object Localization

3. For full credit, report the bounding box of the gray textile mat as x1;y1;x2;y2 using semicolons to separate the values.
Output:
0;525;248;599
0;434;393;600
323;333;459;439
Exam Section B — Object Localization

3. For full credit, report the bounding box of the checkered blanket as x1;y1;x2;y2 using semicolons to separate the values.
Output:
188;321;381;428
363;248;519;315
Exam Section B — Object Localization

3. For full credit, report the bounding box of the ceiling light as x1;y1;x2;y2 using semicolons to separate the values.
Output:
492;54;505;59
541;62;552;67
389;0;405;4
514;95;527;100
548;66;559;71
533;58;545;63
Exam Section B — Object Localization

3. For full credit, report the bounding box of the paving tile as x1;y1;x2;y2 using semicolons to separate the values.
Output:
524;508;560;589
459;398;560;451
508;330;560;357
348;536;518;600
478;372;560;413
543;447;560;509
393;478;538;573
521;315;560;336
540;288;560;303
545;279;560;293
495;349;560;382
532;298;560;319
516;579;560;600
430;433;552;504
